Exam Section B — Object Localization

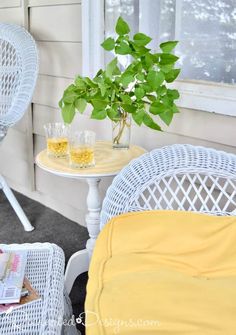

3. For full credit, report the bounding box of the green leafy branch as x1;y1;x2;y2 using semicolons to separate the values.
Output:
59;16;181;131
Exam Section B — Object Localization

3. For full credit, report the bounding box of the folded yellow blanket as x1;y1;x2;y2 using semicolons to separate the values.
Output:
85;210;236;334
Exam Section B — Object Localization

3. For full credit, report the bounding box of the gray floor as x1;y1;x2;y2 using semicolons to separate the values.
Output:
0;190;89;261
0;190;88;335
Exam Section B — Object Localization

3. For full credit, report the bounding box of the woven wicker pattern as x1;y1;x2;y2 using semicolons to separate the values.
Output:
0;23;38;130
100;144;236;229
0;243;76;335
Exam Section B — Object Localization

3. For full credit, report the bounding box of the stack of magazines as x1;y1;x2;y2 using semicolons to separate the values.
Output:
0;250;40;314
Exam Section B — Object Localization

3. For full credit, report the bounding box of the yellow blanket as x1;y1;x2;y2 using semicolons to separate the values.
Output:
85;210;236;334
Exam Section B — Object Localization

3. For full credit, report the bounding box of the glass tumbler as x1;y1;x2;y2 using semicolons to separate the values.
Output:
44;123;69;158
69;131;96;168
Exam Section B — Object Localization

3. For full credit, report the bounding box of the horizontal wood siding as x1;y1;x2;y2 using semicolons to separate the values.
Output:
29;4;82;41
30;1;84;223
1;1;236;226
33;75;72;107
38;41;82;78
0;0;21;8
0;8;23;24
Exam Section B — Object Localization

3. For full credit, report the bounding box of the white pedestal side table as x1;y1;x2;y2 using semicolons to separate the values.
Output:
36;141;146;294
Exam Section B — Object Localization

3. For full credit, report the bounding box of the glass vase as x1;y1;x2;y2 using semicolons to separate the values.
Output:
112;111;131;149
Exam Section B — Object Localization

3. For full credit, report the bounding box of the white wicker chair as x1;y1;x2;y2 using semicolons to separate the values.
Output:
0;23;38;231
100;144;236;229
83;145;236;335
66;144;236;294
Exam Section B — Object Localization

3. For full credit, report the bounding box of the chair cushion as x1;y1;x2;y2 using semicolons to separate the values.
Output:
85;210;236;334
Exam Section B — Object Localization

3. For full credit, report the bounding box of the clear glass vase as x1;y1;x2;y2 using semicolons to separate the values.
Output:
112;111;131;149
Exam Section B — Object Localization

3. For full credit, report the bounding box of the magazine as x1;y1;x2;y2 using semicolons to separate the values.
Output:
0;251;27;304
0;277;41;314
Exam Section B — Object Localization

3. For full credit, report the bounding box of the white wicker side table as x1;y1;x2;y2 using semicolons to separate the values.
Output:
0;243;78;335
36;141;146;294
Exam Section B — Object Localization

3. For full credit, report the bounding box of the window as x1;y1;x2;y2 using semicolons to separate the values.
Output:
105;0;236;85
83;0;236;115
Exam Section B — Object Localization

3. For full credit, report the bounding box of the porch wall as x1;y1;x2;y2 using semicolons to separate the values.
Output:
0;0;236;226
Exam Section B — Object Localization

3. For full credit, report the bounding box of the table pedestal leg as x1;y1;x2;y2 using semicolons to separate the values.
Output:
85;178;102;255
65;177;102;294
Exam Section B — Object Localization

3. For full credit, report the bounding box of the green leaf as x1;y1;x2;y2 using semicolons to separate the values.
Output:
91;99;108;110
132;109;145;126
75;98;87;114
101;37;115;51
140;83;151;93
121;104;136;113
75;77;86;89
159;109;174;125
144;53;154;68
115;16;130;35
61;103;75;124
172;104;180;114
134;87;145;100
159;64;174;73
107;107;120;121
161;95;171;106
147;70;165;90
111;89;116;102
90;88;99;97
98;82;107;96
115;41;131;55
65;84;77;92
58;98;63;108
95;69;103;77
146;94;156;102
105;57;118;79
62;90;78;103
165;69;181;83
136;72;145;81
84;77;97;87
150;101;166;115
157;85;167;96
133;45;150;56
167;89;180;100
91;108;107;120
121;94;132;104
160;53;179;65
133;33;152;46
120;72;134;87
160;40;178;53
113;66;121;75
143;113;162;131
111;103;119;112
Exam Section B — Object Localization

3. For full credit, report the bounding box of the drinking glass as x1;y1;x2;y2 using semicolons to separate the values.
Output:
69;131;96;168
44;123;69;158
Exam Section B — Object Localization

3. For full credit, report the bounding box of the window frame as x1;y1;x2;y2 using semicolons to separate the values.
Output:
82;0;236;116
82;0;104;77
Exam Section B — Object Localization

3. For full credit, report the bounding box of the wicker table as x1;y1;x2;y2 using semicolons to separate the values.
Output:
36;141;145;294
0;243;78;335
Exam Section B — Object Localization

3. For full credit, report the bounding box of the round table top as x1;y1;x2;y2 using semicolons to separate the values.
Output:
36;141;146;178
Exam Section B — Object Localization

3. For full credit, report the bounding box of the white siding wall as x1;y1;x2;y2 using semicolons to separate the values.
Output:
0;0;236;226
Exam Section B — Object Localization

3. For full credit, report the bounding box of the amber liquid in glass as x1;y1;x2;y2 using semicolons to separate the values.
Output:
47;138;68;157
69;147;94;168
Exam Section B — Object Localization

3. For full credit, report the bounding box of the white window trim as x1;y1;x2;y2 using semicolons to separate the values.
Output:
82;0;104;77
172;80;236;116
82;0;236;117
